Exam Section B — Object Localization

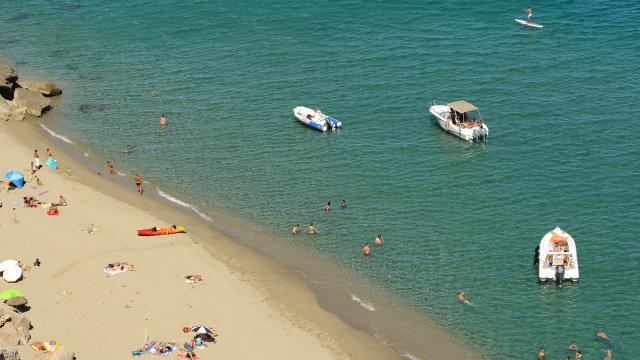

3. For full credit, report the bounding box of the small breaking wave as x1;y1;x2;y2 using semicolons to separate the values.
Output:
400;352;421;360
40;124;73;144
157;188;213;222
351;294;375;311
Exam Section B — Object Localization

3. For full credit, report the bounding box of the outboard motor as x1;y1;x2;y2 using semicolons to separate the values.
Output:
555;264;565;287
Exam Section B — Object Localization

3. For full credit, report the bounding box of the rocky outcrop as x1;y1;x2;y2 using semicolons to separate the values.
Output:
13;88;51;117
0;348;19;360
0;62;18;100
17;80;62;97
0;303;31;347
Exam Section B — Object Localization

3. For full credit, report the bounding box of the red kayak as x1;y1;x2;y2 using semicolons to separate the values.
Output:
137;226;186;236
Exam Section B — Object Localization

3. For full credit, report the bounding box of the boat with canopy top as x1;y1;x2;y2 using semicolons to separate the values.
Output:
537;227;579;285
428;100;488;141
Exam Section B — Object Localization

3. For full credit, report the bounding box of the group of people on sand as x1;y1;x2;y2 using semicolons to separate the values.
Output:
537;331;612;360
291;200;387;257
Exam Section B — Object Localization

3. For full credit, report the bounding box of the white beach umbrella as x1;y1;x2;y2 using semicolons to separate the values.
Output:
0;259;18;272
191;325;215;334
2;266;22;283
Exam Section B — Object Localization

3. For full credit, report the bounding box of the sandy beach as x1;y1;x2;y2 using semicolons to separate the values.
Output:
0;119;405;359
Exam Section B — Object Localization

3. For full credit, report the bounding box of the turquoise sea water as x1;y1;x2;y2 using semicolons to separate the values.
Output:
2;1;639;358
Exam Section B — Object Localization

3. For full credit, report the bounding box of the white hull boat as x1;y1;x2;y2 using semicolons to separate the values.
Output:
293;106;342;132
428;100;488;141
537;227;579;284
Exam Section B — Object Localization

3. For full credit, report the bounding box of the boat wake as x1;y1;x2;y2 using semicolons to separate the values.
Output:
351;294;375;311
157;188;213;222
40;124;73;144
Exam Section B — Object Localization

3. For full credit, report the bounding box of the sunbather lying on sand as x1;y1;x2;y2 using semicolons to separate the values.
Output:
185;274;203;283
103;262;136;273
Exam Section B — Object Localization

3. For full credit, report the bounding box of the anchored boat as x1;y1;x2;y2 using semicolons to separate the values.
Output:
429;100;488;141
537;227;579;285
293;106;342;132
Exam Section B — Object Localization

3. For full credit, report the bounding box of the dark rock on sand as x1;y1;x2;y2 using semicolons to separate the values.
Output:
13;88;51;117
17;80;62;97
0;62;18;98
0;348;19;360
0;302;31;346
79;103;105;114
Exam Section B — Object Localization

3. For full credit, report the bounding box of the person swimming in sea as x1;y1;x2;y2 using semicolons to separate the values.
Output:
362;243;372;257
595;330;610;341
292;224;301;234
160;114;167;126
374;233;384;246
122;144;133;154
307;223;317;234
340;199;347;208
456;291;470;304
150;89;159;97
323;201;332;212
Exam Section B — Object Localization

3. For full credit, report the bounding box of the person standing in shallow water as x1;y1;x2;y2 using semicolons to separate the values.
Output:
374;233;384;246
340;199;347;208
291;224;300;234
160;114;167;126
307;223;317;234
323;201;332;211
362;243;371;257
537;347;545;360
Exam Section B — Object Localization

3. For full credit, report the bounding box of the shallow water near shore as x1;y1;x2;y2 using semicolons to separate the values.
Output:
2;1;640;358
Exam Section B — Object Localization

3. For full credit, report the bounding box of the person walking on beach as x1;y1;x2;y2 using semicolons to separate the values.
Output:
363;243;372;257
33;149;40;169
160;114;167;126
46;148;52;157
134;174;143;195
292;224;300;234
524;6;534;23
323;201;332;211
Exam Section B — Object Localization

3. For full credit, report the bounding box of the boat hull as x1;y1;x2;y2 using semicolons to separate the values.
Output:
293;106;341;132
429;105;488;141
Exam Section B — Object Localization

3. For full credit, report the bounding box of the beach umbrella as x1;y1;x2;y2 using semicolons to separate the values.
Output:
2;266;22;282
45;156;58;169
4;170;24;189
0;289;24;301
0;259;19;272
191;325;214;335
5;296;27;307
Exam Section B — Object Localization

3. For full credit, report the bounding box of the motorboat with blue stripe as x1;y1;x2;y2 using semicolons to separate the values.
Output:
293;106;342;132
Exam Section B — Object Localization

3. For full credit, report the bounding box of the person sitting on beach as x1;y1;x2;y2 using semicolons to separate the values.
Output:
374;233;384;246
307;223;317;234
363;243;372;257
537;347;545;360
292;224;301;234
524;6;534;23
58;195;67;206
595;330;610;341
340;199;347;208
456;291;470;304
323;201;332;212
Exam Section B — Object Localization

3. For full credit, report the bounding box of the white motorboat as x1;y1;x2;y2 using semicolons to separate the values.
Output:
293;106;342;132
537;227;579;285
428;100;488;141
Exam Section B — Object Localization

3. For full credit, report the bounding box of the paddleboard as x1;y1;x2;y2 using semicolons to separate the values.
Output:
515;18;543;29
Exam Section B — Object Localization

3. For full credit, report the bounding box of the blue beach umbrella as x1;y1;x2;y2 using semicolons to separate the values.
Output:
45;156;58;169
5;170;24;188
